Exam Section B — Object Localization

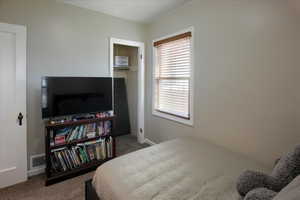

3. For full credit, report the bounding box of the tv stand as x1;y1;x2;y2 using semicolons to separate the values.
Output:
44;116;116;186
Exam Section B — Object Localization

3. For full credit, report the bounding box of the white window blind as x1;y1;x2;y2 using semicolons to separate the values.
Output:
154;32;192;119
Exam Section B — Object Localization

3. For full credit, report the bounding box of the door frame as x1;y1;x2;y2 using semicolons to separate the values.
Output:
0;22;27;188
109;38;145;143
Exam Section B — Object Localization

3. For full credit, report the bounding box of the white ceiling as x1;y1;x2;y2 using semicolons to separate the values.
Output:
58;0;191;23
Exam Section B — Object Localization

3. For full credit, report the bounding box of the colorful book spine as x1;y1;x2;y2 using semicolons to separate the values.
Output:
104;121;111;136
49;126;114;173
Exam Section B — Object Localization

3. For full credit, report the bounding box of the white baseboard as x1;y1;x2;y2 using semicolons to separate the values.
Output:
27;166;45;177
143;138;157;146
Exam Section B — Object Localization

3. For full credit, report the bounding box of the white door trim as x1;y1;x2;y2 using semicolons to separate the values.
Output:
109;38;145;143
0;22;27;188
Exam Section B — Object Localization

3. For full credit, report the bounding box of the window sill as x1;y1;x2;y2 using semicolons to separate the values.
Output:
152;110;193;127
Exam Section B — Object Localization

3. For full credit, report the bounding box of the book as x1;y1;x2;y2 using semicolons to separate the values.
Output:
60;151;68;169
95;143;101;160
56;128;71;136
87;145;95;160
78;147;88;163
57;152;67;171
66;127;77;141
80;125;86;139
55;135;66;145
53;151;63;171
71;149;79;167
76;147;85;164
101;139;107;159
83;145;90;162
104;121;111;136
66;150;76;168
71;148;80;166
70;126;80;141
97;122;104;136
79;126;84;139
68;150;76;168
106;137;113;158
76;126;83;140
50;155;59;172
50;130;55;146
87;132;96;139
86;123;96;134
62;150;72;169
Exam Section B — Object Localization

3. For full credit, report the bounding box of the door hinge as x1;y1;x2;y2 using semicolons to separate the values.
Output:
140;54;143;59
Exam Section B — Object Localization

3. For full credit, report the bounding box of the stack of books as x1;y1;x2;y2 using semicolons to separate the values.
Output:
50;137;113;173
50;121;112;146
97;121;112;136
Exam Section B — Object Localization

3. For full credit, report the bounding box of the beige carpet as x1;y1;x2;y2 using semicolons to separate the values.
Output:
0;135;149;200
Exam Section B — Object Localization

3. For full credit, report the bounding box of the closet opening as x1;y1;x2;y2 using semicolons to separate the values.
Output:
110;38;145;143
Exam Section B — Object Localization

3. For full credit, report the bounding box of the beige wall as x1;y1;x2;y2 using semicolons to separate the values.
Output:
0;0;146;169
146;0;299;167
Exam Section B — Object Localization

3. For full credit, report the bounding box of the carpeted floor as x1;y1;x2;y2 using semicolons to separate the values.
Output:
0;135;149;200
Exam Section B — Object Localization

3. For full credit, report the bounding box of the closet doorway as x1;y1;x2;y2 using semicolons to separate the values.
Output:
110;38;145;144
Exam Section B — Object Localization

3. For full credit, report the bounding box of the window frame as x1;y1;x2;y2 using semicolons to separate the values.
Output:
152;27;194;126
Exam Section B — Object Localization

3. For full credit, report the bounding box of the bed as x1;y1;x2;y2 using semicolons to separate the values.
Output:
92;137;268;200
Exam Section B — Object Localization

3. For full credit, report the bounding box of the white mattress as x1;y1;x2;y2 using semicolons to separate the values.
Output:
93;137;268;200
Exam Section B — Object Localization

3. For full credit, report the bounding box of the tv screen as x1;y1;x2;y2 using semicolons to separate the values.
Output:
42;77;113;119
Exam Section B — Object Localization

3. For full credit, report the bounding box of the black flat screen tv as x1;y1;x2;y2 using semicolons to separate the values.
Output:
42;77;113;119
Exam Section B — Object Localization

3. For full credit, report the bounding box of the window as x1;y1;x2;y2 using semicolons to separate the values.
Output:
152;29;193;125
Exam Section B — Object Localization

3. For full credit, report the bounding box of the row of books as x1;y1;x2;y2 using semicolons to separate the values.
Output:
50;121;112;146
50;137;114;173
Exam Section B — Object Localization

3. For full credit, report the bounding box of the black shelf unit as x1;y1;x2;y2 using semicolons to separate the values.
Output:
45;116;116;186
